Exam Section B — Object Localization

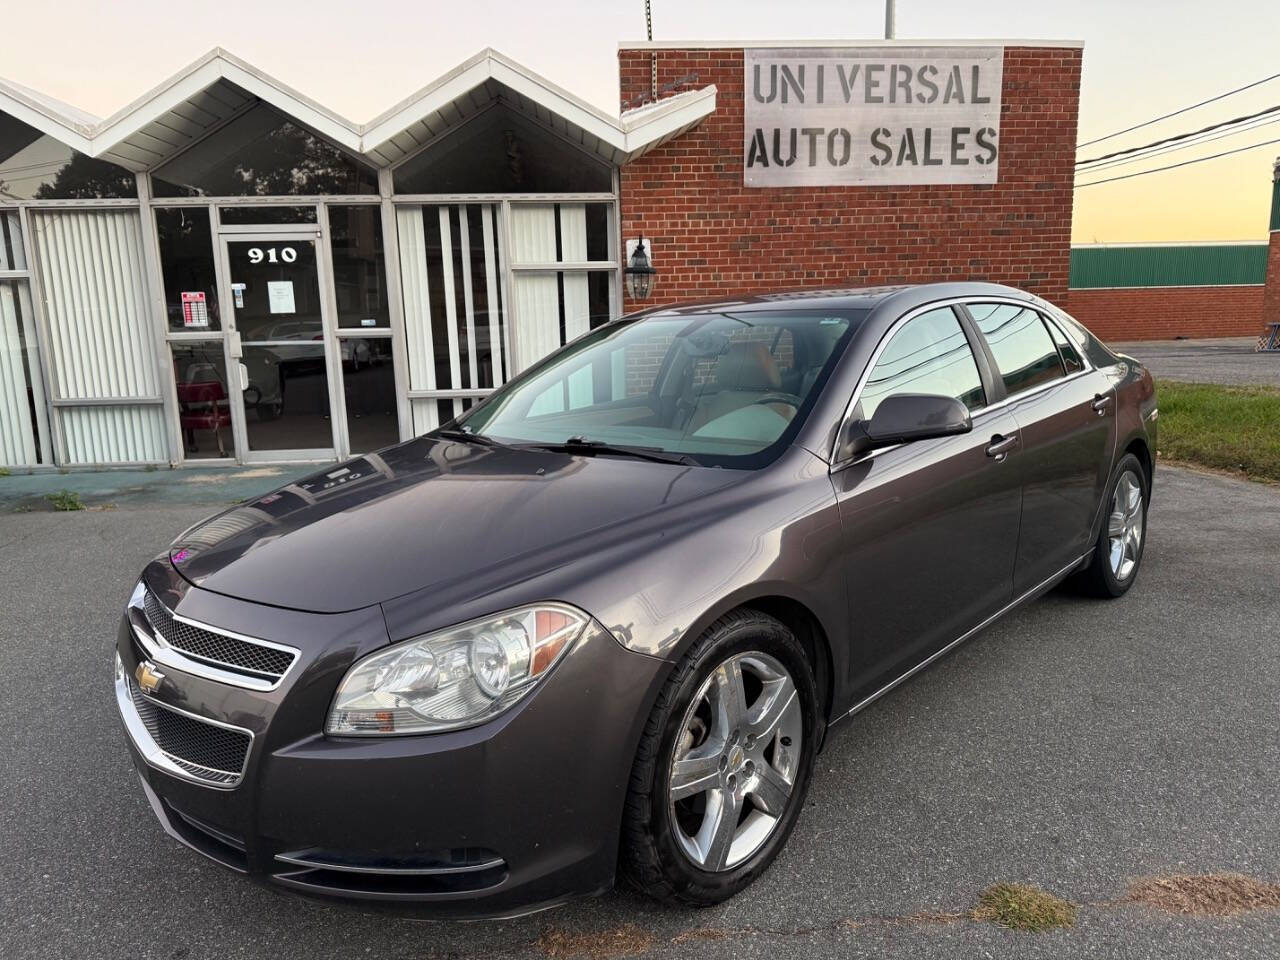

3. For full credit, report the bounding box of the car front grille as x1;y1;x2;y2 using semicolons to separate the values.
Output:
126;671;251;786
142;588;296;682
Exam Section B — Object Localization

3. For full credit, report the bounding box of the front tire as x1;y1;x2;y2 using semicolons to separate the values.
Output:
1074;452;1149;598
620;609;819;905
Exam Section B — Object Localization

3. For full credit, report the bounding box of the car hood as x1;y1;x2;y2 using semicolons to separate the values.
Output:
169;437;743;613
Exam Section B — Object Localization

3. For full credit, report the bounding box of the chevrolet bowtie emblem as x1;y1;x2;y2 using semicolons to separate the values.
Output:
135;660;164;694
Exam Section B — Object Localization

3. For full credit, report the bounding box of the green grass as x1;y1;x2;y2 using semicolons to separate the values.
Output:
1155;379;1280;483
46;489;85;511
973;883;1078;931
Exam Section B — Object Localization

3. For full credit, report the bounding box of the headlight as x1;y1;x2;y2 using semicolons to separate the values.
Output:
325;603;589;736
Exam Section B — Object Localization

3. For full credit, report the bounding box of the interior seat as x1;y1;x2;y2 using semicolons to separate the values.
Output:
686;342;794;434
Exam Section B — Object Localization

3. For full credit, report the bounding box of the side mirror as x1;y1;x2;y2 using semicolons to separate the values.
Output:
837;393;972;460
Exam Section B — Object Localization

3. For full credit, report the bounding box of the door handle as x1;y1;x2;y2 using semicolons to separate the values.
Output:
985;433;1019;460
1092;393;1113;415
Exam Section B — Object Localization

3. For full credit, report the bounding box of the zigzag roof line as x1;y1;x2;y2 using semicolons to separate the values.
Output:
0;47;716;171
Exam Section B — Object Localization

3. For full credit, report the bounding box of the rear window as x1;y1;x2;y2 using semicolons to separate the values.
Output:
1046;316;1085;373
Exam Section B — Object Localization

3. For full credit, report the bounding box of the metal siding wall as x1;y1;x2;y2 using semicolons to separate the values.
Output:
1069;244;1269;289
59;405;166;463
32;209;165;463
34;210;159;399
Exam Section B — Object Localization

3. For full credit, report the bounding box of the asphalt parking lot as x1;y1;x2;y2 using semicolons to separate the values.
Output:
1111;337;1280;388
1;464;1278;959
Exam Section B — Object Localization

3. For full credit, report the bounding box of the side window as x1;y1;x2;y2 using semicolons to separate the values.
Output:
860;307;986;420
1044;315;1085;373
968;303;1065;396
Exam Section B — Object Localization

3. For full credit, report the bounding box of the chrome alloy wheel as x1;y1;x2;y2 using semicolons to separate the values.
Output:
667;651;803;872
1108;469;1145;582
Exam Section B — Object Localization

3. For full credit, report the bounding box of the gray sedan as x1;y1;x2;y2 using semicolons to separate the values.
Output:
114;282;1156;915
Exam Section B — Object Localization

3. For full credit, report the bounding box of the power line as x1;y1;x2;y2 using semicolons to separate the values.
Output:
1077;70;1280;149
1076;102;1280;167
1077;111;1280;175
1076;135;1280;188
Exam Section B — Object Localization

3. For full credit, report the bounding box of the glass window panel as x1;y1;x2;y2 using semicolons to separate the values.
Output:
155;207;221;332
393;105;612;194
219;205;318;225
587;271;615;329
1046;315;1085;374
341;338;398;453
463;205;504;387
0;278;47;465
585;203;611;262
0;112;136;200
151;103;378;198
421;209;453;388
1;210;27;271
330;205;390;329
969;303;1066;397
225;239;322;341
172;343;231;459
861;308;985;420
241;342;331;450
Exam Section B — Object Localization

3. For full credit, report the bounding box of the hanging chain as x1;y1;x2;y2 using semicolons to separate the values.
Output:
646;0;657;100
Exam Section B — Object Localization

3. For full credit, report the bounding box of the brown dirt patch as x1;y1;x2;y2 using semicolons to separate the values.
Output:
536;925;656;959
1126;873;1280;916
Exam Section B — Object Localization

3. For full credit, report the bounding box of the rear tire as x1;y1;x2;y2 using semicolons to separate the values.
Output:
1073;452;1148;598
620;609;819;906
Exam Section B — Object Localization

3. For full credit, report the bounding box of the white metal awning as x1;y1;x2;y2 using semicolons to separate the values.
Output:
0;48;716;173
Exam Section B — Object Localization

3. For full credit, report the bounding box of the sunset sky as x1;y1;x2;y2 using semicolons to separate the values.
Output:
4;0;1275;244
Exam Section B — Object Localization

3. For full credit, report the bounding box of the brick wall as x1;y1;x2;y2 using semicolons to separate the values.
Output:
618;45;1082;311
1264;231;1280;328
1064;286;1265;342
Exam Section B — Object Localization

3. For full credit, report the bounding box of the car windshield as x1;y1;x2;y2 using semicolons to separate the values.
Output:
458;308;864;467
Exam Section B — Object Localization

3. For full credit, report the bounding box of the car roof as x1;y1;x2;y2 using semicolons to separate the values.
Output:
635;282;1041;318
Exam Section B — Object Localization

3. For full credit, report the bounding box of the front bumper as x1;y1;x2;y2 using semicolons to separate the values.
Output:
115;561;669;917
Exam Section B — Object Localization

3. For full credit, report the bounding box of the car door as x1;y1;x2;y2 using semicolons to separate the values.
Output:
963;302;1117;594
830;305;1023;698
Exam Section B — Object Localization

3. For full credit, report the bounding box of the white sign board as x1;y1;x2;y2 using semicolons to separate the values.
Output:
267;281;296;315
743;46;1003;187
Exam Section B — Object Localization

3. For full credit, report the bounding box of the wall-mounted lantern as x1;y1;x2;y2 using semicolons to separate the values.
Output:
624;235;658;301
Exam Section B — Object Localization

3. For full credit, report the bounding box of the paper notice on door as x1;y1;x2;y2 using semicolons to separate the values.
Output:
181;291;208;328
267;281;296;314
231;282;246;308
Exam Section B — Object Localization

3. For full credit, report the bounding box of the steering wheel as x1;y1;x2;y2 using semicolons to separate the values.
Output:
751;392;802;410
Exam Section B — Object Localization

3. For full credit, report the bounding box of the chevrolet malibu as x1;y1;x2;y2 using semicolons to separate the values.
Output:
115;283;1156;915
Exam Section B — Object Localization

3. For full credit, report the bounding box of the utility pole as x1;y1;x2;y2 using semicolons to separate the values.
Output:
884;0;896;39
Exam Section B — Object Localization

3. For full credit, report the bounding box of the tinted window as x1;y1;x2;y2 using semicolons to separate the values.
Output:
393;106;612;194
969;304;1065;396
1045;315;1084;373
329;205;390;329
860;307;985;419
0;112;136;200
151;103;378;198
155;207;221;332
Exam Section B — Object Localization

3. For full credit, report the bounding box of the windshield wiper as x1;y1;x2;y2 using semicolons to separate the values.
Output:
434;427;502;447
523;437;695;465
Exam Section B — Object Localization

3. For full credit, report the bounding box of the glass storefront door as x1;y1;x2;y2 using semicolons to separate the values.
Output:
222;235;337;460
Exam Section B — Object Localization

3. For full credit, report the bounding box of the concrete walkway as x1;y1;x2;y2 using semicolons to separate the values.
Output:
0;463;310;513
1111;336;1280;387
